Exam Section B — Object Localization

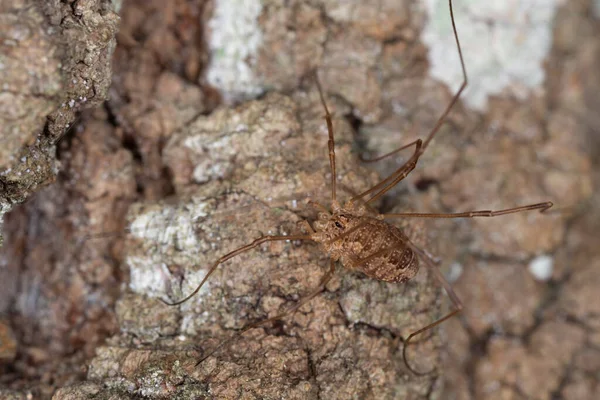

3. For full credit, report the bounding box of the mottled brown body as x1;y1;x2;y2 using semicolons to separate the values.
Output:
312;201;419;283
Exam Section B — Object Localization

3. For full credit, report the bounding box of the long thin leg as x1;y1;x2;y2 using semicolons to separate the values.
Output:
421;0;467;155
162;234;313;306
361;139;421;163
402;240;463;376
80;230;127;243
315;73;337;203
307;199;330;214
338;182;381;216
341;238;457;375
370;0;468;164
299;220;316;234
364;140;423;205
196;259;337;365
350;139;423;204
383;202;553;219
320;0;467;207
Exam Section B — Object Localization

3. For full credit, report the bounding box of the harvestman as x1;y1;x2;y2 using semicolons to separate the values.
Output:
161;0;553;374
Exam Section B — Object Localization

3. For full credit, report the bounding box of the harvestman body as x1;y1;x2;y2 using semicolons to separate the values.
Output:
162;0;553;374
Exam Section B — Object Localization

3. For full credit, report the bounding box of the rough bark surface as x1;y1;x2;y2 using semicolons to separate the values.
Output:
69;92;441;399
0;0;120;247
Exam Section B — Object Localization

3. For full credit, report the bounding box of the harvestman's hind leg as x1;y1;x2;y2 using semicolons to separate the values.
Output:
195;259;336;365
393;202;553;375
402;240;463;376
339;240;450;375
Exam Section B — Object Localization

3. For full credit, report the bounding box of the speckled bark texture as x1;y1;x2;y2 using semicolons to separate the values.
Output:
76;92;442;399
0;0;120;247
1;0;599;399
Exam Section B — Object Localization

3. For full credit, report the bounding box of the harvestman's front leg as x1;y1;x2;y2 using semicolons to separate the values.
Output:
315;71;423;210
350;139;424;205
195;259;337;365
361;0;468;165
352;0;469;206
315;73;338;204
161;233;312;306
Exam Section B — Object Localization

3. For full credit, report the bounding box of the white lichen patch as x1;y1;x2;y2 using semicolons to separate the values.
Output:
127;256;172;298
180;268;212;303
421;0;561;110
528;254;554;281
183;134;237;183
183;133;236;156
136;368;167;398
180;309;212;336
206;0;264;101
127;255;214;304
128;201;210;249
179;268;214;334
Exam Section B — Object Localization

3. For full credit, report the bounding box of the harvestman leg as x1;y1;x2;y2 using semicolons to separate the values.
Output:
315;66;427;208
344;241;446;375
382;202;553;220
162;233;338;364
161;234;312;306
368;0;467;164
313;93;425;207
169;70;346;356
351;0;468;205
193;67;343;363
314;71;422;208
337;182;381;216
402;240;463;375
181;68;338;363
315;75;338;203
195;259;337;364
356;140;423;205
386;203;553;375
360;139;421;164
